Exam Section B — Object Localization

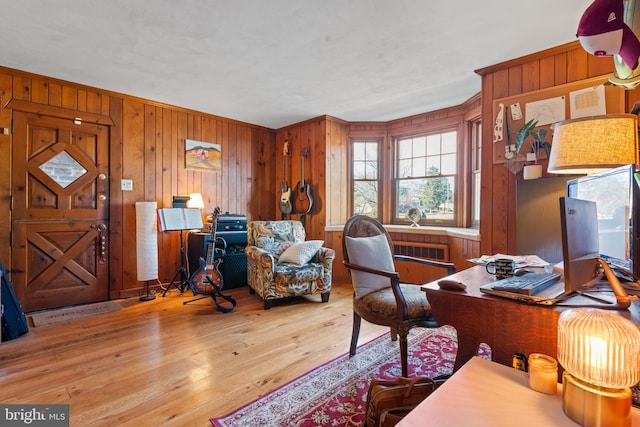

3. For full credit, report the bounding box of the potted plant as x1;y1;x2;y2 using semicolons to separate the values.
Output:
515;119;552;179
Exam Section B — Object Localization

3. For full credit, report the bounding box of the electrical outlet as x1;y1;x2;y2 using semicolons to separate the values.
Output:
121;179;133;191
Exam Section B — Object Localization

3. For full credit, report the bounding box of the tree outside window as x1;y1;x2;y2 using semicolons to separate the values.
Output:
352;140;380;218
395;131;457;225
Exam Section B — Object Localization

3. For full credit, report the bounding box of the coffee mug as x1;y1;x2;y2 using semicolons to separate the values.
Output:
486;258;515;279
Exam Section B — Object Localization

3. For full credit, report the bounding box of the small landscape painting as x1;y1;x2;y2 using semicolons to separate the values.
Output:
185;139;221;172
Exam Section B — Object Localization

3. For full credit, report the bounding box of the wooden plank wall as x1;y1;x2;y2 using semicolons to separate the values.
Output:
9;39;611;296
275;116;349;242
328;101;483;282
0;73;12;268
475;41;637;258
0;66;275;297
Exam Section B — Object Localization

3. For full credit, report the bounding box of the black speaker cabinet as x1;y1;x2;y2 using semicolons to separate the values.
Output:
187;232;247;289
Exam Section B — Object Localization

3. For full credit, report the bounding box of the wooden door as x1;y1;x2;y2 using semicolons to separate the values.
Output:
11;112;109;312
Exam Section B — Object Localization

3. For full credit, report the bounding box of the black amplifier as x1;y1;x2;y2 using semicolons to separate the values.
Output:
216;213;247;246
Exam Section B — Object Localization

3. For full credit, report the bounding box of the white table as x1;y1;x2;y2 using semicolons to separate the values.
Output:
399;356;640;426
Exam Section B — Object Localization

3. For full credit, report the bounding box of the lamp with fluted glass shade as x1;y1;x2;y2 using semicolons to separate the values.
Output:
557;308;640;427
547;114;639;175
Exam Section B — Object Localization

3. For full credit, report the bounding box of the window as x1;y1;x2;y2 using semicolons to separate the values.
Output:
351;139;380;218
394;131;457;225
470;119;482;228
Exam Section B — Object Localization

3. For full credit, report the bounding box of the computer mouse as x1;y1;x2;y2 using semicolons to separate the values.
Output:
514;268;532;276
437;279;467;291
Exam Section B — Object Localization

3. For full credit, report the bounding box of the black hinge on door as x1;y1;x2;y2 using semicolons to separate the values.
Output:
9;195;12;210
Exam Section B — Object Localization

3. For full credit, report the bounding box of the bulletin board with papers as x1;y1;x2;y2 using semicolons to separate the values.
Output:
492;75;625;164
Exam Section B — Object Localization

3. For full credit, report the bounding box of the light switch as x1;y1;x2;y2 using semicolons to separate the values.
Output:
121;179;133;191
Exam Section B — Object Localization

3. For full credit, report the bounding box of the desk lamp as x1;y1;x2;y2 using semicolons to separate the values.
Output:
557;308;640;427
187;192;207;225
186;192;205;210
547;114;638;175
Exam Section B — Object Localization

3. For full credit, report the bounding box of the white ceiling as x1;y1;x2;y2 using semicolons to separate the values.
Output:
0;0;593;129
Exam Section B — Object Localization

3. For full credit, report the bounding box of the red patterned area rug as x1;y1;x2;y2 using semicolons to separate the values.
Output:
211;326;490;426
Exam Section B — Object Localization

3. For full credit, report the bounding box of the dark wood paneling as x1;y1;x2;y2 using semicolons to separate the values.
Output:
276;116;348;241
0;72;12;267
476;40;630;260
1;65;276;298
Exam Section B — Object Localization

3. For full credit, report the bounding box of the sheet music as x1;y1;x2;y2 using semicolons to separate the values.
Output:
157;208;204;231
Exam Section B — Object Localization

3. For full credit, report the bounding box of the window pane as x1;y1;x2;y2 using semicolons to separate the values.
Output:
353;161;366;179
396;177;455;221
353;143;366;161
352;139;380;219
395;129;457;224
398;158;411;178
426;157;440;175
412;156;426;177
471;119;482;226
426;134;441;155
398;139;412;159
40;151;87;189
413;137;426;157
441;153;457;175
441;131;457;153
397;178;423;218
365;143;377;161
354;181;378;217
365;161;378;179
422;177;455;221
473;172;481;222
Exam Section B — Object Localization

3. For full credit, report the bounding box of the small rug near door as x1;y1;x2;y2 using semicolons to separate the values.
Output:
210;326;490;426
30;301;123;327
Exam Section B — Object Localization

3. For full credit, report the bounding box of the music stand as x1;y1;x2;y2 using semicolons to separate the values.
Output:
157;207;204;296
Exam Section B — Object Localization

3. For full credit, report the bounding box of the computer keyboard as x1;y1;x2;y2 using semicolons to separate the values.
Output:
490;272;561;295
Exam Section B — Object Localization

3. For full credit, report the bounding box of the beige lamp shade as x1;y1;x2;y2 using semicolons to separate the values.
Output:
547;114;639;174
187;192;205;209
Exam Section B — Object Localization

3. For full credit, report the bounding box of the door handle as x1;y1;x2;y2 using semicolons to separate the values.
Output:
97;223;107;264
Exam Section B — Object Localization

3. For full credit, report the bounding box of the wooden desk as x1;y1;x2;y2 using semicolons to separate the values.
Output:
399;356;640;426
421;265;640;372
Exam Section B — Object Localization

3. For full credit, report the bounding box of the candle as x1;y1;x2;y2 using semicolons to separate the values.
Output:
528;353;558;394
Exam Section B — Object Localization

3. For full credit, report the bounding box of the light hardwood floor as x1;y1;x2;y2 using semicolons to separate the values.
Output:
0;284;388;426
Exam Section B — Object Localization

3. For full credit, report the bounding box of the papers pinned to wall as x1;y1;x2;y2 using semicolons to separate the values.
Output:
524;96;566;126
569;84;606;119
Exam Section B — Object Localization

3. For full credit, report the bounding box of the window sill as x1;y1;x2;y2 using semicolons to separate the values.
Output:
325;224;480;241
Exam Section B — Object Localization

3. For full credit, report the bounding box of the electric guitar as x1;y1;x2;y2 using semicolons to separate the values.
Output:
190;207;224;295
294;147;313;214
279;140;293;216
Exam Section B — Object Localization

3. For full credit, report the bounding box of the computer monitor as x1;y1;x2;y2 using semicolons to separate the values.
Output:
559;197;600;293
567;164;639;280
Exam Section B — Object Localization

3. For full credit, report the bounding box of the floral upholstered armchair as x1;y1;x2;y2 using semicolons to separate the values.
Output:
245;220;334;309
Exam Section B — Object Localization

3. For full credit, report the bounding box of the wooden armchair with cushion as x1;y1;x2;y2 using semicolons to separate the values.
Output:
342;215;456;377
245;220;335;309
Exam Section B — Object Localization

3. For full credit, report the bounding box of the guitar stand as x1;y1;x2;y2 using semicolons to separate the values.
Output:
183;273;237;313
162;230;190;296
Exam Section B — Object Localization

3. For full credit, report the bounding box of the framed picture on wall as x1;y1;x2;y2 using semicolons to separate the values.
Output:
185;139;221;172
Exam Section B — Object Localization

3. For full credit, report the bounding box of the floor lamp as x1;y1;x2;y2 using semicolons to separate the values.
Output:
136;201;159;301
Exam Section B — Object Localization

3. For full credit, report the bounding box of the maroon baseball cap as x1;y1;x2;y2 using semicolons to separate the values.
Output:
577;0;640;69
